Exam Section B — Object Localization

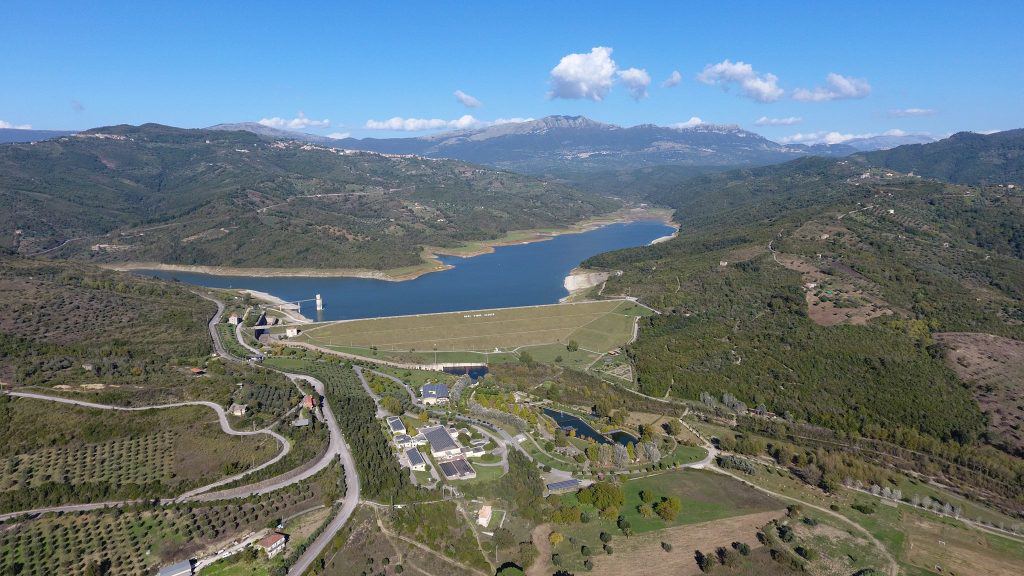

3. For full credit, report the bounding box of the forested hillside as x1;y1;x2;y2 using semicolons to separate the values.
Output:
859;128;1024;185
582;157;1024;504
1;123;616;270
0;253;287;404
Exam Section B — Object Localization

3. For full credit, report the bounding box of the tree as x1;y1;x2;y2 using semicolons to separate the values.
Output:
639;489;655;503
599;532;612;543
695;550;716;573
661;541;673;552
518;351;533;364
567;340;579;352
380;395;403;414
654;497;682;521
664;419;683;436
549;531;565;545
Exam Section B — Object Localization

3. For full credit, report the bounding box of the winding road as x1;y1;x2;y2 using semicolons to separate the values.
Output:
2;293;363;575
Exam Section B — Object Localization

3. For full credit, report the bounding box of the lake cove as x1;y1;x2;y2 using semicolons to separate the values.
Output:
140;219;674;321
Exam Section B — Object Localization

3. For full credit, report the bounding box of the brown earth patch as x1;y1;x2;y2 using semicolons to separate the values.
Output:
774;253;892;326
903;514;1024;576
587;509;784;576
935;332;1024;455
526;523;553;576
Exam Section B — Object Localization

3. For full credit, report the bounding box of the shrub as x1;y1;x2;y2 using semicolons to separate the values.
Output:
661;541;673;552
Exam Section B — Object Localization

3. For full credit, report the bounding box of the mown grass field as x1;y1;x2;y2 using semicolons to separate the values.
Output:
297;299;643;355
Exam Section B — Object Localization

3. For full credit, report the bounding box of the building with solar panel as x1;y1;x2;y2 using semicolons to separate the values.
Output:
406;448;427;471
546;478;581;494
421;425;462;458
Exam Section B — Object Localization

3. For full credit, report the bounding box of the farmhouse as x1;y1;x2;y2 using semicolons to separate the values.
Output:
285;327;301;338
227;314;241;325
406;448;426;471
157;560;194;576
422;425;461;458
257;532;286;558
386;416;406;435
477;505;492;527
228;404;247;417
420;383;450;405
302;395;318;410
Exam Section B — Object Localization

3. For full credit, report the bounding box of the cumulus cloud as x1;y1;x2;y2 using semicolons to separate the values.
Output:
327;132;351;139
661;70;682;88
364;115;532;132
778;128;911;145
671;117;704;129
0;120;32;130
258;112;330;130
454;90;482;108
755;116;802;126
617;67;651;100
71;100;85;112
889;107;935;117
548;46;618;101
697;59;783;102
793;73;871;102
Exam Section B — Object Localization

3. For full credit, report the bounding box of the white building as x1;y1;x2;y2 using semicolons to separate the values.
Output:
227;314;241;326
406;448;427;471
257;533;286;558
422;425;462;459
477;505;492;527
285;327;301;338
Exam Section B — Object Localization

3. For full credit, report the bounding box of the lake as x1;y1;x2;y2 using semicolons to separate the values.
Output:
140;219;674;321
542;407;638;446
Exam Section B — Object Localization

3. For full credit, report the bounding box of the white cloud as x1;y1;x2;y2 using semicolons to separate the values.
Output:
671;117;704;129
364;115;532;132
454;90;482;108
258;112;330;130
617;67;651;100
779;128;911;145
0;120;32;130
327;132;351;139
793;73;871;102
888;107;935;118
548;46;618;101
661;70;682;88
755;116;802;126
697;59;783;102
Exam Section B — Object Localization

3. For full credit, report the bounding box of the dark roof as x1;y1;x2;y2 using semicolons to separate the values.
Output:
546;479;581;492
421;383;450;398
406;448;425;466
423;426;459;452
386;416;406;432
157;560;193;576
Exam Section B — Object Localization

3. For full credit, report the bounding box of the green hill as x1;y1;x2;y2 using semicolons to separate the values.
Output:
859;128;1024;185
1;123;616;271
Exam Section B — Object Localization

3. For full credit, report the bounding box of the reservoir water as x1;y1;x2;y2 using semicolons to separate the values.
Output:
542;408;639;446
140;219;674;321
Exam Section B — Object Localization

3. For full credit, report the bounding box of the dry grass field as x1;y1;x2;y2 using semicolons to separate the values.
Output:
935;332;1024;454
299;299;642;354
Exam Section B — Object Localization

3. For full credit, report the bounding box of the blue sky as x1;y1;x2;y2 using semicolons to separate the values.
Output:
3;1;1022;143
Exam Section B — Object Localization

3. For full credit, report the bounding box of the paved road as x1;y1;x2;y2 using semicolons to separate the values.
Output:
354;365;389;417
0;392;290;520
4;293;363;576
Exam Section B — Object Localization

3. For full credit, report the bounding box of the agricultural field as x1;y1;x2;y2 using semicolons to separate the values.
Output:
295;299;642;356
0;397;279;512
0;467;331;576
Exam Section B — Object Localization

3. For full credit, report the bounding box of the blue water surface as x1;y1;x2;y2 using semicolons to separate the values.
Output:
140;220;673;321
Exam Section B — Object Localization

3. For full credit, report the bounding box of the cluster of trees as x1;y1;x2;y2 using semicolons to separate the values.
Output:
275;359;414;502
579;155;1024;509
636;489;682;522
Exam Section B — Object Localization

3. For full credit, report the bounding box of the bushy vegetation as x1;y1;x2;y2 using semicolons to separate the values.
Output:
263;357;415;502
2;124;616;269
581;156;1024;508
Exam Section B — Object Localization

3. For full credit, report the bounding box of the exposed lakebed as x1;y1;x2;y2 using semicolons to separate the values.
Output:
139;220;675;321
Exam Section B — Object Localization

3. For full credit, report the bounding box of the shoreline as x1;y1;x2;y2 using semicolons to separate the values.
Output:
242;289;312;323
106;206;677;282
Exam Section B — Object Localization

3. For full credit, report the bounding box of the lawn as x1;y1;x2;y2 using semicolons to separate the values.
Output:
297;299;638;354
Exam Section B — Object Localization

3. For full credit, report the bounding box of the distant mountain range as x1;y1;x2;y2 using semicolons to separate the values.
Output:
0;123;614;271
207;116;935;172
0;128;76;144
3;117;939;172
